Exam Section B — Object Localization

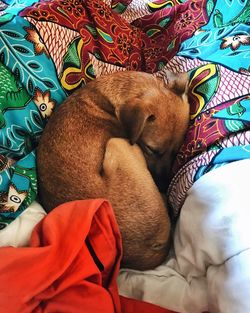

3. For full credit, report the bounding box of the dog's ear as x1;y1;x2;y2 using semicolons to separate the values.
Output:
118;101;151;144
166;71;189;96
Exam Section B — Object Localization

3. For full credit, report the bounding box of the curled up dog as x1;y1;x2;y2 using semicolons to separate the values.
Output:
37;70;190;270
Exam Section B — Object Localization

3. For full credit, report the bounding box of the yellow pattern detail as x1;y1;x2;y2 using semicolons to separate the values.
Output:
147;0;174;10
60;39;86;91
190;64;217;120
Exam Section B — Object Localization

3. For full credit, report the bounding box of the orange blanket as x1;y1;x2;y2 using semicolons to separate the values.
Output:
0;199;176;313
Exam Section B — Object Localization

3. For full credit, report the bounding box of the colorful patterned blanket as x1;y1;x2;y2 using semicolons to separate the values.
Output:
0;0;250;229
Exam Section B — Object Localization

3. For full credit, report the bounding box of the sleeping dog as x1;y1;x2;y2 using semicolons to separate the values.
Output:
37;70;189;270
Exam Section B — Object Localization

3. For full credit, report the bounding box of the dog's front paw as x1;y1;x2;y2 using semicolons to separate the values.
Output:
102;138;147;178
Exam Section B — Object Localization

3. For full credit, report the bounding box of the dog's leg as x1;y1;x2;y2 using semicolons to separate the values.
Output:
102;138;147;175
102;138;171;270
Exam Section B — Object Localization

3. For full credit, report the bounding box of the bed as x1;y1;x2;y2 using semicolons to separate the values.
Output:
0;0;250;312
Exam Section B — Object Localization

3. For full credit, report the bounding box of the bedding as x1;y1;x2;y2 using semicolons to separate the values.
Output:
0;199;176;313
118;159;250;312
0;0;250;312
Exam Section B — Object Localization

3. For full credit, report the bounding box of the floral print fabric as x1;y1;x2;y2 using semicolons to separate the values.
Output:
0;0;249;227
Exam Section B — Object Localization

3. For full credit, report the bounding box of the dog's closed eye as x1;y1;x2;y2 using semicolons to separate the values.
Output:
140;143;163;157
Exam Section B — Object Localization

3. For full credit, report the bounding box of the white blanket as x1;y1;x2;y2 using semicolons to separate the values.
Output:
1;159;250;312
118;159;250;313
0;201;46;247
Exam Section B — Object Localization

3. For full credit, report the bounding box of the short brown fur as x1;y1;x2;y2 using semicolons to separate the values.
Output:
37;71;189;270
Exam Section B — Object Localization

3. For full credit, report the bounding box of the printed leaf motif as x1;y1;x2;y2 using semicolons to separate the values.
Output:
0;13;13;25
14;67;21;82
13;64;25;89
85;25;97;38
27;62;41;70
206;0;215;17
14;127;27;138
0;62;30;132
85;61;95;80
112;2;127;14
227;51;242;56
2;30;22;39
27;78;34;94
96;28;113;43
13;45;30;54
1;31;60;96
94;52;101;60
0;52;5;64
146;28;161;37
224;119;245;132
167;38;176;51
158;61;167;70
217;28;226;36
200;33;210;43
63;39;81;68
227;102;246;117
196;75;218;101
189;48;200;54
43;80;55;89
159;17;171;28
213;9;223;27
6;137;11;148
31;111;44;129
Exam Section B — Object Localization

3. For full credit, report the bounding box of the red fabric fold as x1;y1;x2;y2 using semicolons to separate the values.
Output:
0;199;178;313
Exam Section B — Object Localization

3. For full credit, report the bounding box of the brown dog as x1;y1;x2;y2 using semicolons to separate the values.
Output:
37;70;189;270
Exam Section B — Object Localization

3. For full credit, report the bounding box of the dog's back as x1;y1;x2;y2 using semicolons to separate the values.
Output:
37;86;124;210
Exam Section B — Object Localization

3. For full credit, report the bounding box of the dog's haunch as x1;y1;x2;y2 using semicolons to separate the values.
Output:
102;138;171;270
